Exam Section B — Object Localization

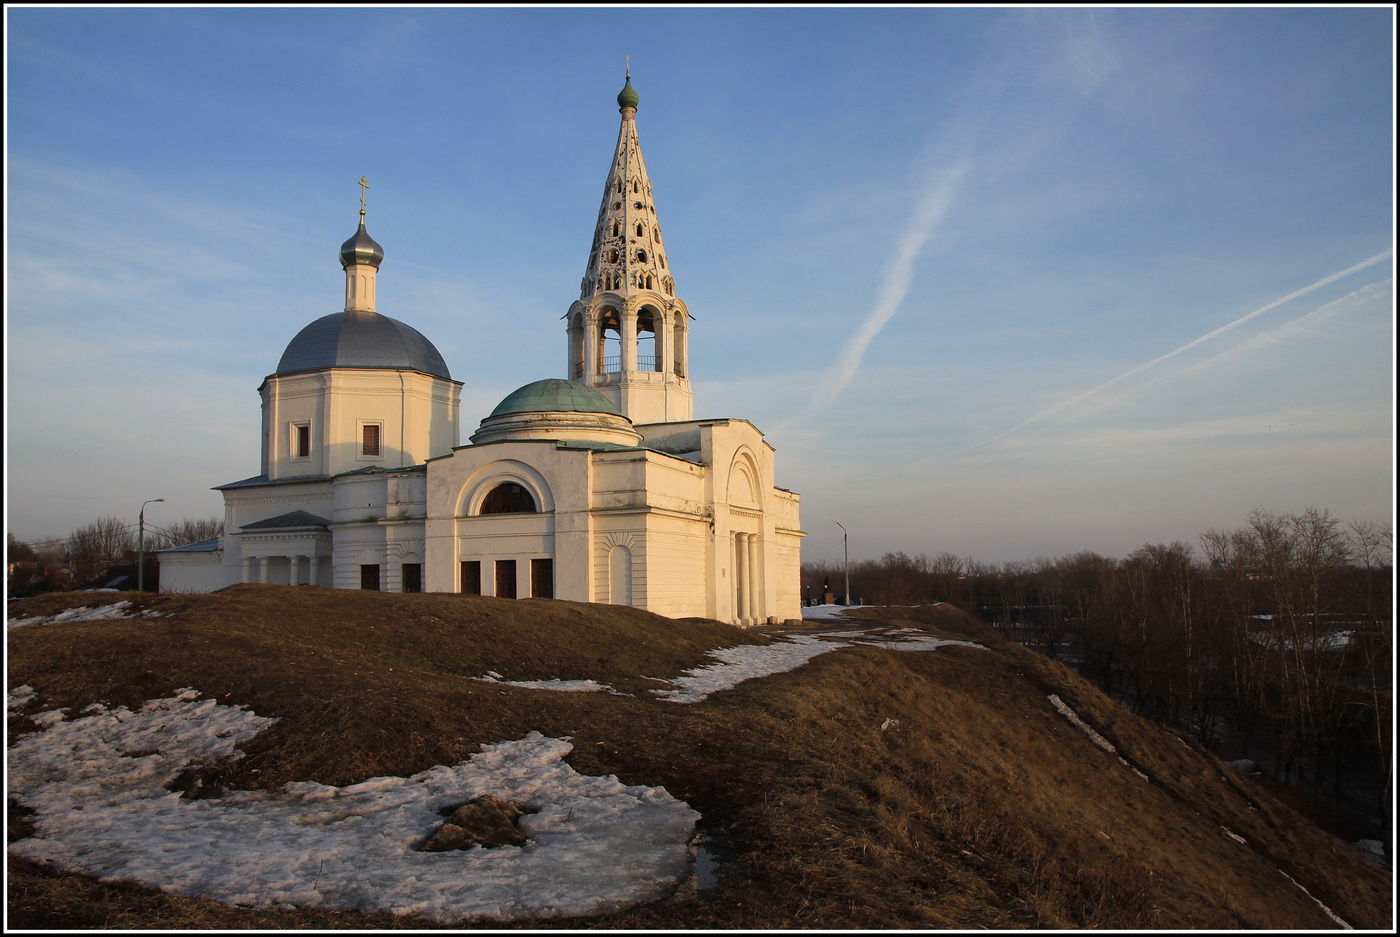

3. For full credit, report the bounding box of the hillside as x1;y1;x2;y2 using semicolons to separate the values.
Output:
6;586;1392;929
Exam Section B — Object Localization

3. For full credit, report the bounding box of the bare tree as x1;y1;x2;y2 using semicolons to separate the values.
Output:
64;516;136;583
148;517;224;550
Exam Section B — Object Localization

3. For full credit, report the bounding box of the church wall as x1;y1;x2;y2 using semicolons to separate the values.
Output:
423;441;594;599
262;370;459;482
157;548;229;594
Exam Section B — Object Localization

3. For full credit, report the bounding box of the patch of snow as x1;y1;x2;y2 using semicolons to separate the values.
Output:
8;691;699;923
1351;839;1388;867
7;600;165;630
651;630;983;704
651;636;847;703
801;604;856;621
8;684;36;712
1225;759;1260;775
1048;694;1149;782
1277;869;1351;928
471;675;614;693
1221;826;1247;844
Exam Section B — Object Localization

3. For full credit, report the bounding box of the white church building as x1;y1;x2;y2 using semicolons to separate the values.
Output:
159;77;804;625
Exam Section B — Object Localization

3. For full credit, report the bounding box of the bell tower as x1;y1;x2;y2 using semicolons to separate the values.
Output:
566;73;693;425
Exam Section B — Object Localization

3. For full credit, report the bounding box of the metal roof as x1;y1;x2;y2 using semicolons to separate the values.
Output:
275;311;452;380
489;378;623;417
159;537;222;553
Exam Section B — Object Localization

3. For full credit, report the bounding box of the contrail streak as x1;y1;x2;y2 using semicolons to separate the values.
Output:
785;160;968;428
983;249;1393;444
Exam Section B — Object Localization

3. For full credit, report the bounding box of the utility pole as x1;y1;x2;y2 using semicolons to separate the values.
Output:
832;519;850;606
137;498;164;592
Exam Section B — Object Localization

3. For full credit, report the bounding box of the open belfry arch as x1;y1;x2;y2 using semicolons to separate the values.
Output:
160;73;803;626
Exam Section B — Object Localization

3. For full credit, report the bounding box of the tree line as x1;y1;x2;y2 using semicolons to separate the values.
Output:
7;516;223;595
802;508;1393;819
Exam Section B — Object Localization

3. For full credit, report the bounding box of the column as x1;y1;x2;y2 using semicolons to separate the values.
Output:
289;555;301;587
584;313;600;377
621;305;638;371
242;555;254;584
747;534;763;623
735;533;749;623
308;555;320;586
258;557;269;584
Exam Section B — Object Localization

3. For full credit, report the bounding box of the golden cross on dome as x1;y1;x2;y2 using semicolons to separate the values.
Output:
625;54;630;77
358;176;370;216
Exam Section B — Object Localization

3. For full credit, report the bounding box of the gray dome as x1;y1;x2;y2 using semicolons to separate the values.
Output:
489;378;621;417
276;311;451;379
340;222;384;269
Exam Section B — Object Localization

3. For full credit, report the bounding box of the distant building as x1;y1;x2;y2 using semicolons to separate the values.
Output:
160;76;804;625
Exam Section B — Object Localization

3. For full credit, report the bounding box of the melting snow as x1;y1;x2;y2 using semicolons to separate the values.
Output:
1048;694;1149;782
8;691;699;923
651;630;983;703
471;674;614;693
7;600;164;630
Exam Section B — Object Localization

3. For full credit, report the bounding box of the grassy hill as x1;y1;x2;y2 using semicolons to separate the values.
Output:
6;585;1391;929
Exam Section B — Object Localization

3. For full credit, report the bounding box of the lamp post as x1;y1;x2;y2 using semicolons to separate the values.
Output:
832;519;850;606
138;498;165;593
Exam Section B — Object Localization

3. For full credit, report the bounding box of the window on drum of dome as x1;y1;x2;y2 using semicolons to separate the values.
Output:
360;423;382;458
292;422;310;460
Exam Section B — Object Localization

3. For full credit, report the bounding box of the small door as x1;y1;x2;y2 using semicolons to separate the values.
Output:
360;564;380;591
531;558;554;599
460;560;481;595
495;559;517;599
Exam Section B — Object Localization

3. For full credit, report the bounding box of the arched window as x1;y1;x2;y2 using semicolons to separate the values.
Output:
673;310;686;377
612;221;620;237
637;307;659;371
609;249;619;264
480;482;537;514
636;223;645;237
636;249;647;263
609;545;633;605
599;308;622;373
632;179;639;193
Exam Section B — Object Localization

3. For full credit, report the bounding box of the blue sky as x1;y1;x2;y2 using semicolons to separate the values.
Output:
5;6;1394;565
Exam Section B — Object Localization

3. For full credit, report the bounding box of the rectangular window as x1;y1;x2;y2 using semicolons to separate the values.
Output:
531;558;554;599
495;560;517;599
361;423;382;457
293;423;311;459
402;563;422;593
360;564;380;591
460;560;481;595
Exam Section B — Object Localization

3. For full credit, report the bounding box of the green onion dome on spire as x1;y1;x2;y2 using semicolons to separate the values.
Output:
617;75;639;110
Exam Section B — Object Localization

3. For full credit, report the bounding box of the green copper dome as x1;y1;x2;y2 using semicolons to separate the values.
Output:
489;378;623;417
617;76;639;109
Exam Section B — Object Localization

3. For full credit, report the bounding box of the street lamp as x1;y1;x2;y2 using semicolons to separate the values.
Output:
138;499;165;593
832;519;850;606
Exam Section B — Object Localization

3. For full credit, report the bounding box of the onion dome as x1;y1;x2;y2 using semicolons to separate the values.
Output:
617;76;639;110
339;221;384;270
275;310;451;379
490;378;623;417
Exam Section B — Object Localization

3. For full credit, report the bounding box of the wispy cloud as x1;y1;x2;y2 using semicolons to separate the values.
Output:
968;249;1394;448
782;159;968;430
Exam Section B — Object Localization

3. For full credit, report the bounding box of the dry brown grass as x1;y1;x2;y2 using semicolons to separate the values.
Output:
6;588;1392;929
